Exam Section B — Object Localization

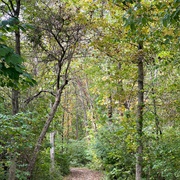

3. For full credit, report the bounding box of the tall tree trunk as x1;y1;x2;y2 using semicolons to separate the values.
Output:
136;42;144;180
8;39;19;180
12;2;21;116
9;1;21;179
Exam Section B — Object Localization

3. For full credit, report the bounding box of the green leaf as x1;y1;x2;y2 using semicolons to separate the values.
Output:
162;18;168;27
20;23;34;31
130;21;135;31
1;17;19;27
141;17;147;25
6;67;20;80
15;64;24;73
171;8;180;21
0;44;12;57
5;53;23;65
174;0;180;3
0;33;7;43
19;25;26;32
162;14;170;27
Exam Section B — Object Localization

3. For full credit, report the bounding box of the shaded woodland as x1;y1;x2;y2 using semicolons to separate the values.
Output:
0;0;180;180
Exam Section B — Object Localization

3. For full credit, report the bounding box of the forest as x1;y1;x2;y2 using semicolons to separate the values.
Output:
0;0;179;180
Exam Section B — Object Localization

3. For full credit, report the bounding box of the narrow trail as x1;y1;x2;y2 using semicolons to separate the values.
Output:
64;167;104;180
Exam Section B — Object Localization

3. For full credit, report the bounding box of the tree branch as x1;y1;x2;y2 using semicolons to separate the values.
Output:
8;0;15;14
51;31;66;56
24;90;55;105
1;0;14;16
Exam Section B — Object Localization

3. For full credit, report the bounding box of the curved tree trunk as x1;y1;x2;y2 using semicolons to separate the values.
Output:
27;87;66;179
136;42;144;180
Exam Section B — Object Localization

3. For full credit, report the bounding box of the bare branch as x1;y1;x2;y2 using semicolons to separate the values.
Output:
8;0;15;13
51;31;66;56
1;0;14;16
24;90;56;105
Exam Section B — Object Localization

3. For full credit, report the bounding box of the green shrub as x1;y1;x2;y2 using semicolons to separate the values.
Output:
143;126;180;180
93;122;136;179
55;153;70;176
32;149;70;180
67;139;91;167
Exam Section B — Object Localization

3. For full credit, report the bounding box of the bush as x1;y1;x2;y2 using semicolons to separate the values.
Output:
32;148;70;180
93;121;136;180
143;126;180;180
55;153;70;176
67;139;91;167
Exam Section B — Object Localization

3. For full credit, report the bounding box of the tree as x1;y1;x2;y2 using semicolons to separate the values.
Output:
0;0;179;179
0;1;36;179
86;0;180;179
25;2;86;177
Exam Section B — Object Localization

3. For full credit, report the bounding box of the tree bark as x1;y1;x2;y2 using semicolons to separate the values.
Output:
12;89;19;114
136;42;144;180
12;1;21;115
61;110;65;152
108;94;113;119
8;157;16;180
8;1;21;179
50;131;56;172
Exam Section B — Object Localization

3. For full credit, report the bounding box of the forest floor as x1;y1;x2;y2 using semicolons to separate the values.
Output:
64;167;104;180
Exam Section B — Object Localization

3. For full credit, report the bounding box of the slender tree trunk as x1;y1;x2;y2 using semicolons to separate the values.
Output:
61;110;65;152
8;157;16;180
74;80;89;136
12;90;19;114
75;93;80;139
9;1;21;179
152;88;162;137
27;88;64;179
50;131;56;172
61;88;69;152
107;63;113;123
8;52;19;179
75;114;79;139
67;114;70;140
9;30;20;180
108;95;113;119
136;42;144;180
84;76;97;132
83;104;89;137
12;3;21;116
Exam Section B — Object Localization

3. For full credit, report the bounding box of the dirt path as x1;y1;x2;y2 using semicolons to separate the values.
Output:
64;167;104;180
